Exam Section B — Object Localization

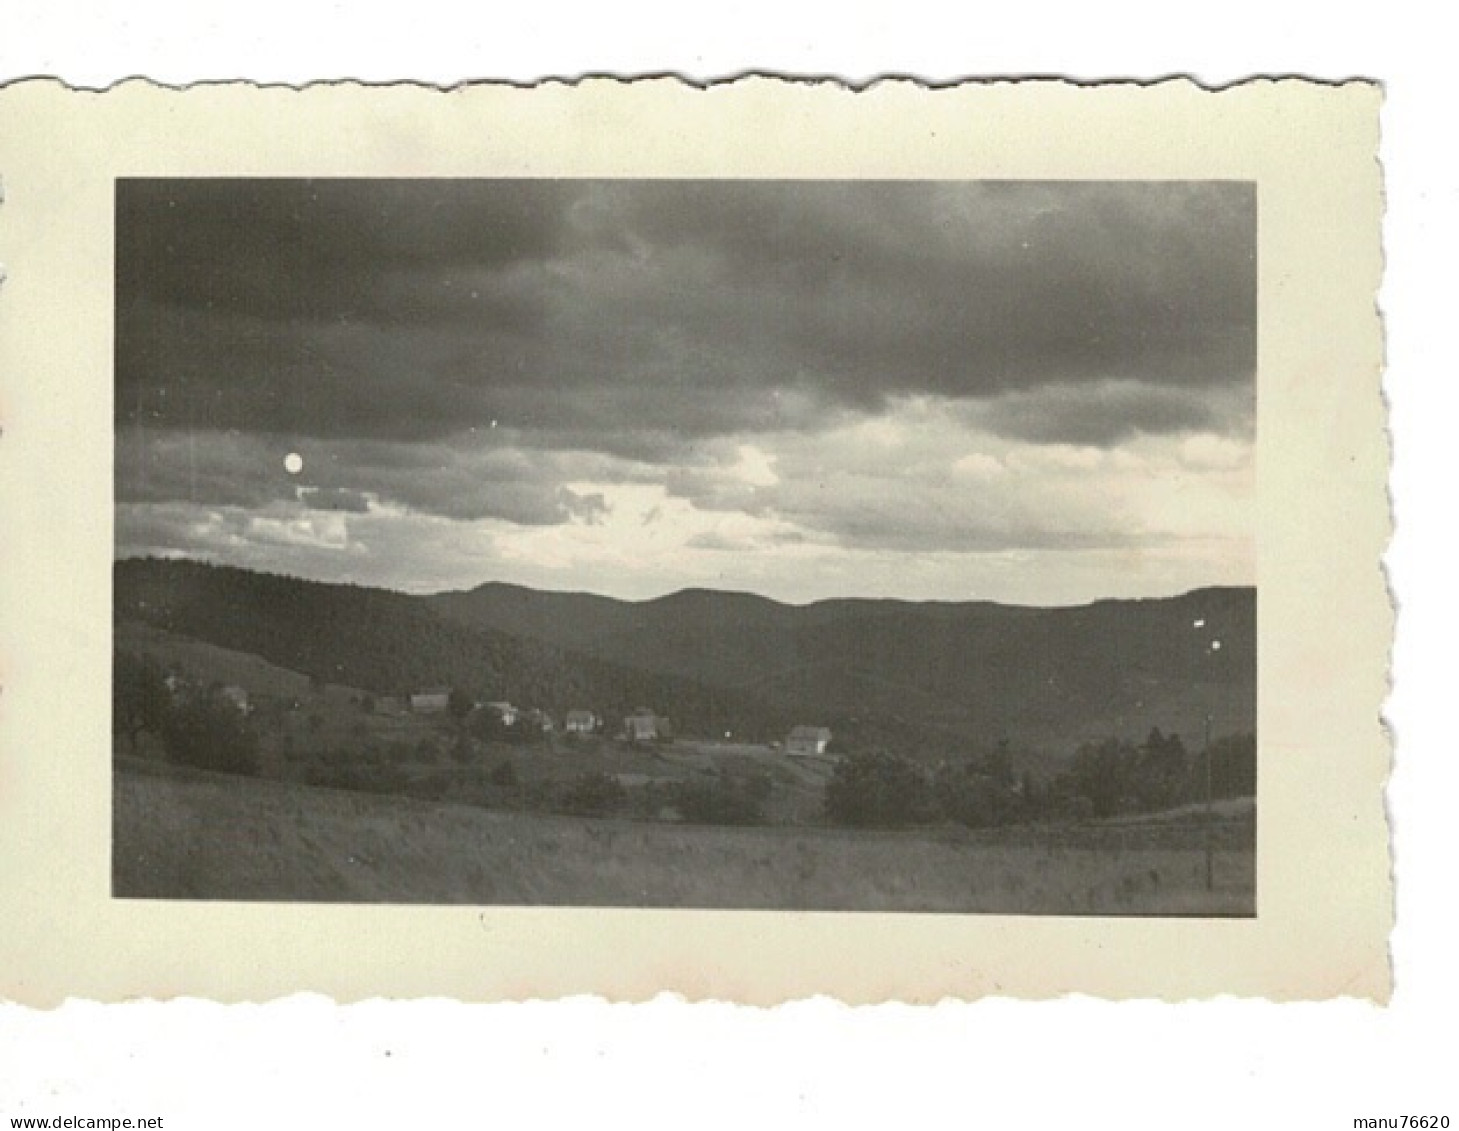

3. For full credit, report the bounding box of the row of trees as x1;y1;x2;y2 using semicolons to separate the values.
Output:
113;651;260;775
825;729;1257;829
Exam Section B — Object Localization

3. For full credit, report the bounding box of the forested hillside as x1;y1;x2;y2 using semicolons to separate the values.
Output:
116;558;1255;757
114;558;789;738
430;580;1256;753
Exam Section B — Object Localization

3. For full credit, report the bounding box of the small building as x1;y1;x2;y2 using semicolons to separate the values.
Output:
409;688;451;714
219;685;251;713
484;701;519;726
375;694;407;716
785;725;832;756
564;709;598;735
523;707;554;733
624;709;661;743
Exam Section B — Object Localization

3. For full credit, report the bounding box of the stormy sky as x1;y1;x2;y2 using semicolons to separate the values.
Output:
115;178;1255;604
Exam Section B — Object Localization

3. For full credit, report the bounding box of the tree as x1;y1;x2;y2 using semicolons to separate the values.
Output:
1133;727;1188;811
1201;732;1257;799
448;687;476;723
825;751;937;827
468;705;511;744
447;687;477;762
161;689;260;776
113;651;172;755
1061;737;1135;818
1019;771;1044;820
489;759;519;788
673;770;772;825
558;771;627;817
935;759;1023;828
984;738;1015;787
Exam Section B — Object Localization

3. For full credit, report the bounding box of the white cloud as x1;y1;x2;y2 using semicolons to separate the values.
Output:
1179;433;1251;471
1005;444;1107;473
246;511;352;551
952;452;1006;481
731;444;780;487
118;392;1254;603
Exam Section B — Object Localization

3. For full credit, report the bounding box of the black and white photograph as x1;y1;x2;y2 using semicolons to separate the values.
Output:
112;176;1258;914
0;15;1438;1128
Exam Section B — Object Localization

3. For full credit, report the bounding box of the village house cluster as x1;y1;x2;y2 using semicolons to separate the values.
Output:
151;666;833;758
398;688;556;732
397;688;833;756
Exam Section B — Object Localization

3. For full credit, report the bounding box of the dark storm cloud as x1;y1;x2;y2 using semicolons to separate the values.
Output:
663;462;775;517
116;503;233;556
117;179;1254;457
978;380;1224;446
116;178;577;321
298;486;373;514
116;430;283;510
585;180;1255;409
115;426;626;526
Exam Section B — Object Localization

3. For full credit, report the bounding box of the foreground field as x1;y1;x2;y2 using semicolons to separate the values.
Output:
114;762;1255;915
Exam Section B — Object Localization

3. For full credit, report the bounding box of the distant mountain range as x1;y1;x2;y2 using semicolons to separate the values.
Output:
115;558;1255;759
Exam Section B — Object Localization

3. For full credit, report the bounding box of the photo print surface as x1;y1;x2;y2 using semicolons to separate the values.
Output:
113;177;1257;914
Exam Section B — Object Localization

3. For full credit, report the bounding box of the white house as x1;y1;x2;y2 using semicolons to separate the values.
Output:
564;709;598;735
624;708;660;743
785;725;832;756
409;688;451;714
484;701;519;726
219;684;251;713
375;694;407;716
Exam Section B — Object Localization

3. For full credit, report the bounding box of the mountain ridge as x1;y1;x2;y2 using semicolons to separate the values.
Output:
431;576;1252;614
115;557;1256;757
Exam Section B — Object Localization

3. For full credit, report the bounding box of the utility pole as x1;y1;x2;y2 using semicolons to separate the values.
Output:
1204;711;1214;892
1192;617;1220;893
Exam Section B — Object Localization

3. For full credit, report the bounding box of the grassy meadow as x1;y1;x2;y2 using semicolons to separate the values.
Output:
114;759;1255;915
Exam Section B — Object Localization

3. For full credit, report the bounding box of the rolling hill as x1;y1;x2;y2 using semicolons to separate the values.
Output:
115;558;1255;757
113;758;1255;912
429;580;1256;753
114;558;790;740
